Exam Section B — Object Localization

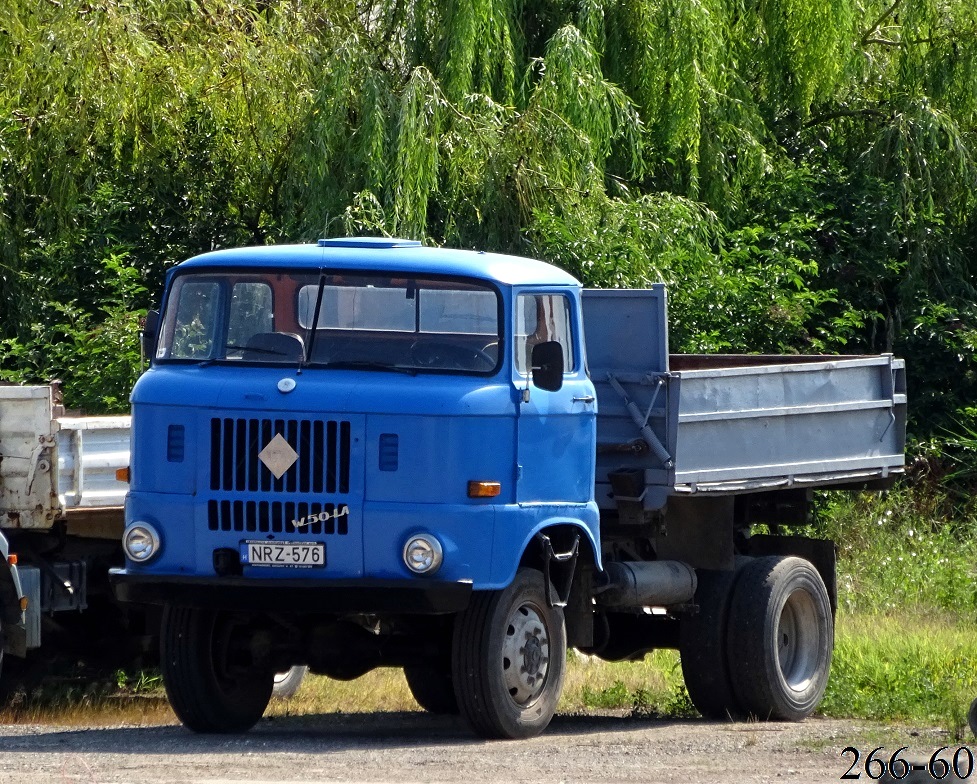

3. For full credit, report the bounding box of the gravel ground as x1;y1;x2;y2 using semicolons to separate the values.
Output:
0;712;968;784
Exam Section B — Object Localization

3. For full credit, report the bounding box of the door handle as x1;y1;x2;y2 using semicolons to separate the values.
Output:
573;395;595;404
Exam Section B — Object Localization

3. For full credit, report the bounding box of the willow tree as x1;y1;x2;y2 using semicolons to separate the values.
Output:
1;0;976;423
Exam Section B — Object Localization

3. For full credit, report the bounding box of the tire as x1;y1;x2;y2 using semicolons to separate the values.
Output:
451;568;566;739
272;666;308;699
680;569;743;720
968;697;977;739
160;604;274;733
404;664;459;714
727;556;833;721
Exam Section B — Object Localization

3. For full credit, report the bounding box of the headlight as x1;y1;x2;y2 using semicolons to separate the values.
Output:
123;522;161;563
403;534;443;575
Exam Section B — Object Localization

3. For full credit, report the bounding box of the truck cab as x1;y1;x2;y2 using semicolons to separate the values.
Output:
112;238;600;737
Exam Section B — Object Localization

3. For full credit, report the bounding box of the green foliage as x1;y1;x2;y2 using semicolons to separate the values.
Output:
0;0;975;440
792;488;977;733
580;678;633;709
574;650;696;718
114;668;164;695
0;253;144;413
815;488;977;615
941;417;977;487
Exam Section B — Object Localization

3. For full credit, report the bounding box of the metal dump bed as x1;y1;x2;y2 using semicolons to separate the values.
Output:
0;384;130;529
583;289;907;510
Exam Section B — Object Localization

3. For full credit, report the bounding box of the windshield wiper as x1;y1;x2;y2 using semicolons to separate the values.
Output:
302;271;327;368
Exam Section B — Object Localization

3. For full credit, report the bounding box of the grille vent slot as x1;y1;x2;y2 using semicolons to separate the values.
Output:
378;433;399;472
209;417;351;494
208;500;349;535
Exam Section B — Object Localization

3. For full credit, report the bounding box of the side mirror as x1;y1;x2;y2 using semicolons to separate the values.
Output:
531;341;564;392
141;310;160;363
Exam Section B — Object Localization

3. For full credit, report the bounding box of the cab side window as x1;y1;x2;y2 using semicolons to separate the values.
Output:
515;293;575;376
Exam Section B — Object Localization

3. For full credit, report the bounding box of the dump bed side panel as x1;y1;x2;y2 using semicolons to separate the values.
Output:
1;385;131;530
56;416;131;512
669;356;907;491
583;290;907;511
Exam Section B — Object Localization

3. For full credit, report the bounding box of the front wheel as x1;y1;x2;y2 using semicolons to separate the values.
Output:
452;568;566;739
160;605;274;733
727;556;833;721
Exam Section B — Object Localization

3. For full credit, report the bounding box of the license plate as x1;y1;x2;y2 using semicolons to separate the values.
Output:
243;540;326;568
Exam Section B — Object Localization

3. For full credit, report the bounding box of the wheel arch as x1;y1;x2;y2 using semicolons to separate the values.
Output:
516;520;600;650
517;521;599;572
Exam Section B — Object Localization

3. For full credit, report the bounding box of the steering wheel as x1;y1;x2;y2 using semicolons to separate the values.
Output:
409;340;496;371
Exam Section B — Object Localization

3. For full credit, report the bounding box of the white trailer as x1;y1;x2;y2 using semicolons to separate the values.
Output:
0;382;304;695
0;383;131;677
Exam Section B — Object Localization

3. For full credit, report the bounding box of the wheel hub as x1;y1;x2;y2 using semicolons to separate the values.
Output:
523;633;543;676
502;603;550;705
777;588;819;692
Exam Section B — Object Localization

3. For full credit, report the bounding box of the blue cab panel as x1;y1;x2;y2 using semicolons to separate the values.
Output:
121;240;599;597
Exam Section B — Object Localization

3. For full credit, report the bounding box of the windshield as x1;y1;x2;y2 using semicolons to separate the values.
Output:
155;270;501;374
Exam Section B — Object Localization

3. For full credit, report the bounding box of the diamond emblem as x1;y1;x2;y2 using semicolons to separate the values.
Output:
258;433;298;479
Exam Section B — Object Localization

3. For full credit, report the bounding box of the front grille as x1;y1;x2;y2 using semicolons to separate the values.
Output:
209;417;351;494
207;499;349;535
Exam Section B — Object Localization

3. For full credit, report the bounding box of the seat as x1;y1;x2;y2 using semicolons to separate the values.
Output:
241;332;305;362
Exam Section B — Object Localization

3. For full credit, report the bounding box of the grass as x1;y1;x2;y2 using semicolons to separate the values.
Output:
2;487;976;737
561;649;689;716
822;612;977;740
0;682;174;727
558;612;977;740
3;617;975;738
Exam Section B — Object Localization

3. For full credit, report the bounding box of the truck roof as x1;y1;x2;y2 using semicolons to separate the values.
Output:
176;238;581;288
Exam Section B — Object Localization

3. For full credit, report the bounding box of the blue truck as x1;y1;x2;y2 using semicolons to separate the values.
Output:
107;238;906;739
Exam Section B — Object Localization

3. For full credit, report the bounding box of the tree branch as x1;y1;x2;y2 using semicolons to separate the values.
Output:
863;37;902;48
860;0;903;47
802;108;889;129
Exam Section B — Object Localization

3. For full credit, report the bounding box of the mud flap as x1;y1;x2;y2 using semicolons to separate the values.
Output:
536;533;579;608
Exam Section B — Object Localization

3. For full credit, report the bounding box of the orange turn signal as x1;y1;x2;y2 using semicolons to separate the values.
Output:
116;467;131;483
20;596;28;611
7;553;17;566
468;481;501;498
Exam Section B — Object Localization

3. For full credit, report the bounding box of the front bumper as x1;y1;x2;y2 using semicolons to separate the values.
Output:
109;569;473;615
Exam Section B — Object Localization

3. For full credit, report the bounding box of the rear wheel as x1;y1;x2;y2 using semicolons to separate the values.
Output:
727;556;833;720
404;664;458;714
160;605;274;733
680;569;743;720
452;568;566;739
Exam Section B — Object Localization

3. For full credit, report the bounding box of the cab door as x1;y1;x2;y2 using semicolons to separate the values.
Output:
514;290;596;504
